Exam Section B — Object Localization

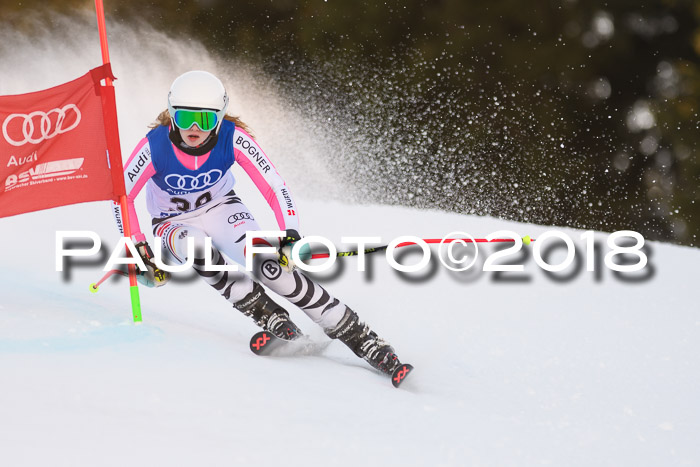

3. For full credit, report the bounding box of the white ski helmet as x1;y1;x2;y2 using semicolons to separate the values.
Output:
167;70;229;133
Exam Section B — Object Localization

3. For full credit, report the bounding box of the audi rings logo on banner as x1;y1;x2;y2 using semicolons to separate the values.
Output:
164;169;223;191
2;104;81;147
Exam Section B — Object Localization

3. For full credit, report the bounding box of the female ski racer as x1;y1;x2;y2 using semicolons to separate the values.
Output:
119;70;405;375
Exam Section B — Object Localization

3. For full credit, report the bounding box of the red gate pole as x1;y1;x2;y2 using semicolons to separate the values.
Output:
95;0;142;322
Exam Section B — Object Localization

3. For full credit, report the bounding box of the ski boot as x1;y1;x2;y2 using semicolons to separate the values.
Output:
234;282;302;340
325;307;402;374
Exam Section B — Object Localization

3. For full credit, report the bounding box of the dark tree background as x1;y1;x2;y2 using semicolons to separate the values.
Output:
3;0;698;246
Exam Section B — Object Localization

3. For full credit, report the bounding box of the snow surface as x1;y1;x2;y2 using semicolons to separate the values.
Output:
1;198;699;467
1;12;699;467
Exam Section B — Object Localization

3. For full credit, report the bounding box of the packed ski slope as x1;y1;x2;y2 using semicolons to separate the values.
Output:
1;13;699;467
1;197;698;467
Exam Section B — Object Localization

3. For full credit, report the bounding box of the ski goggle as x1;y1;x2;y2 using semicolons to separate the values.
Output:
172;109;220;131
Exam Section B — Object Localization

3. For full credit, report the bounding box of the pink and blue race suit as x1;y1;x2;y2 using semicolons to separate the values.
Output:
116;120;346;330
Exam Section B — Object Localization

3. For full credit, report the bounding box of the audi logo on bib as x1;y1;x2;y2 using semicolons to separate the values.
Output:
2;104;81;147
165;169;223;190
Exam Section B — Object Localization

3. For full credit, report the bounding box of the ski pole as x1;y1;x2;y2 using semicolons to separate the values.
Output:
310;236;534;260
89;269;127;293
90;237;535;288
90;268;155;292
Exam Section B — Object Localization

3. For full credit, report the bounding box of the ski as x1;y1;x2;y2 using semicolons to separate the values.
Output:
249;330;415;388
249;330;283;356
390;363;414;388
249;330;328;357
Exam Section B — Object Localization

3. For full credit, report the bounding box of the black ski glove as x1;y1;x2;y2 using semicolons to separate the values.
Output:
134;241;171;287
278;229;311;272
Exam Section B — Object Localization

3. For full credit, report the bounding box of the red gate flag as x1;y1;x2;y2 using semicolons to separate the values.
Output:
0;64;126;218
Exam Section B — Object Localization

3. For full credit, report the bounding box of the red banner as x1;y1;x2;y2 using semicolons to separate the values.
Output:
0;64;125;218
